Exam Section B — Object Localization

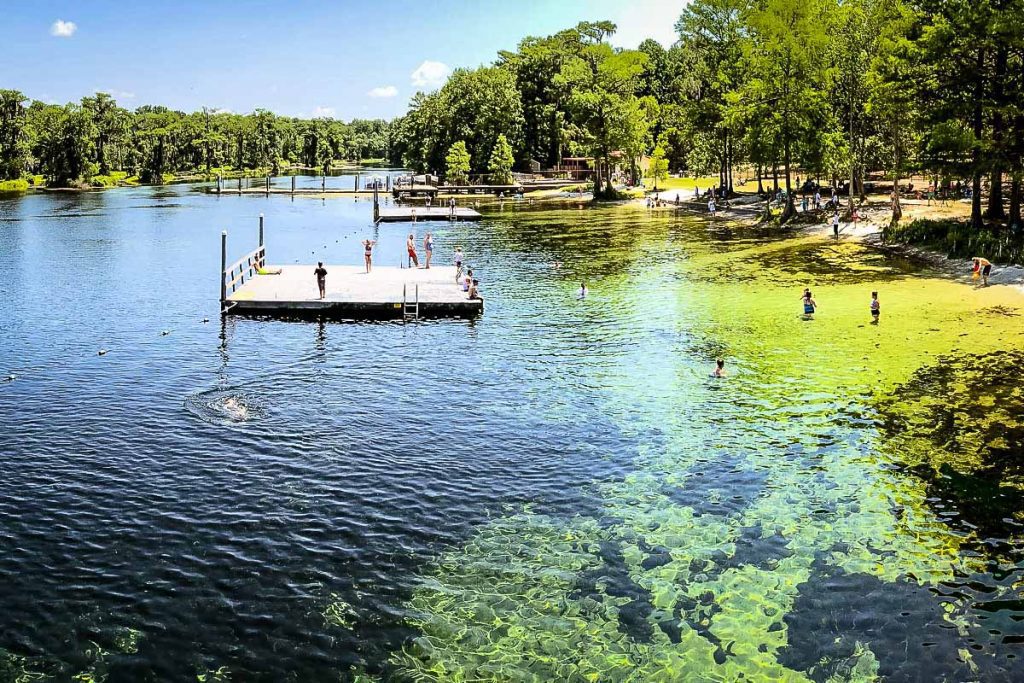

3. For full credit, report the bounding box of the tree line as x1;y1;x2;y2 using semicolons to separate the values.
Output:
0;90;391;187
387;0;1024;228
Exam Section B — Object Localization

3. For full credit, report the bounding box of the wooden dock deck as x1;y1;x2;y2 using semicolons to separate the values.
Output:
375;206;482;223
225;265;482;319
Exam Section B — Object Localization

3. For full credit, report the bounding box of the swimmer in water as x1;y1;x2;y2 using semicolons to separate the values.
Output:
713;359;726;377
577;282;587;299
222;397;249;420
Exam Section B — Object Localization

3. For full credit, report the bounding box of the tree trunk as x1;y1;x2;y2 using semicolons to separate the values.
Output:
781;137;796;223
772;161;779;193
891;176;902;224
757;163;764;195
1010;174;1022;232
971;48;986;231
848;102;855;212
986;47;1007;220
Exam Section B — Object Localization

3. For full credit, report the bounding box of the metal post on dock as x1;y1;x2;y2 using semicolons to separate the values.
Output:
291;176;296;195
216;174;222;194
386;175;391;191
355;173;359;192
322;175;326;192
238;178;242;194
258;214;264;254
373;186;379;222
220;230;227;307
266;175;270;194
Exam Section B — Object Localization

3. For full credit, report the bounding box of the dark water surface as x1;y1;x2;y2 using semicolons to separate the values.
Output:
2;181;1024;681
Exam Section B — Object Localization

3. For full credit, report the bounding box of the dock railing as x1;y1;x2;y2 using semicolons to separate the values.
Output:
220;214;266;310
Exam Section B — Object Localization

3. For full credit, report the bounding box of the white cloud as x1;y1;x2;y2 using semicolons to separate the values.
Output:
95;88;135;100
608;0;687;49
312;106;336;118
410;61;450;89
212;107;233;115
50;19;77;37
367;85;398;98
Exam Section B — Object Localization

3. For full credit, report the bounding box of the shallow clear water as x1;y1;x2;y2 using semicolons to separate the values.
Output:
1;181;1024;681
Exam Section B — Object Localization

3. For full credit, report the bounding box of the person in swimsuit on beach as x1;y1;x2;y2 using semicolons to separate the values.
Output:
423;232;434;269
801;289;817;318
314;262;327;299
362;240;375;273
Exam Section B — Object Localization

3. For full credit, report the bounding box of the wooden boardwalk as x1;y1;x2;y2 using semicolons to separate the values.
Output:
225;265;482;319
376;206;482;223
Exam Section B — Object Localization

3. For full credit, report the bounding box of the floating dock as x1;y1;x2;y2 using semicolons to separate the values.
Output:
375;206;482;223
220;216;483;320
225;265;481;319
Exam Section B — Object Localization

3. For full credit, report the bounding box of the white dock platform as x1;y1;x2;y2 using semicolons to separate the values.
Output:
225;265;482;319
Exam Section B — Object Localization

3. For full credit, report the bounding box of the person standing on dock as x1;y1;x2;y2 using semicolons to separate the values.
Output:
407;234;419;268
362;239;376;273
454;246;465;281
423;232;434;269
314;262;327;299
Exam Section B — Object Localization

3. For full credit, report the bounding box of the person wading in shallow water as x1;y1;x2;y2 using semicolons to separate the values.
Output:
713;358;726;377
314;262;327;299
972;256;992;286
801;288;817;318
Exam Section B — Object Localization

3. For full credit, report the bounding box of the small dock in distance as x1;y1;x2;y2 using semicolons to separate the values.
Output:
375;206;482;223
226;265;481;319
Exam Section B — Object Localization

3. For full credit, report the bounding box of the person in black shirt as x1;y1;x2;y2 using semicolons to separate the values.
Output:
314;262;327;299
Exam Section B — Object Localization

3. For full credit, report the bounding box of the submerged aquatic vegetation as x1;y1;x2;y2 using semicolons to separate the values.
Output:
388;207;1024;681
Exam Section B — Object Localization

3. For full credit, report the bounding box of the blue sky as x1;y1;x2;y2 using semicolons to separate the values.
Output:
1;0;687;121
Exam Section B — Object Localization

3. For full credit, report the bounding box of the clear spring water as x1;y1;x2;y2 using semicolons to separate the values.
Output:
1;180;1023;681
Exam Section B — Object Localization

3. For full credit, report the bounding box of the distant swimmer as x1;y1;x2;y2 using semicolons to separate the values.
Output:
577;282;587;299
712;359;726;377
222;397;249;421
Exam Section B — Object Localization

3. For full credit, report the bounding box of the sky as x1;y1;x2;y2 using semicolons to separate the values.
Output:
0;0;688;121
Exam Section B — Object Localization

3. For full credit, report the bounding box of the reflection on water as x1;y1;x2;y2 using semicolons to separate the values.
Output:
1;184;1024;680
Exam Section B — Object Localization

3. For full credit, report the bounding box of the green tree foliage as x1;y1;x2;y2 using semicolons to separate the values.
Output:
0;91;390;188
445;140;471;185
0;90;30;181
647;144;669;190
488;134;515;184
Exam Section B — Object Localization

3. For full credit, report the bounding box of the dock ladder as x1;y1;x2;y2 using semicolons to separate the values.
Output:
402;284;420;320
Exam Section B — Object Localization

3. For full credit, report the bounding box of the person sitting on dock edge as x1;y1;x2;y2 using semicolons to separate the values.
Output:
314;262;327;299
468;278;483;302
